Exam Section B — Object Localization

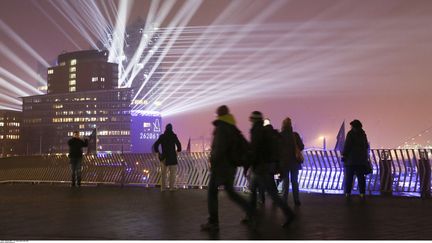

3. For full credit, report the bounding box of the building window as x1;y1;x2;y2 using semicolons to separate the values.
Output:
69;80;76;85
101;77;105;82
70;67;76;72
91;77;98;82
48;69;54;74
70;59;77;65
60;62;66;66
69;86;76;92
70;73;76;78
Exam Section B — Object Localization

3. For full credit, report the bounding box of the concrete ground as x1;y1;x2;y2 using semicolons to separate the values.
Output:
0;184;431;240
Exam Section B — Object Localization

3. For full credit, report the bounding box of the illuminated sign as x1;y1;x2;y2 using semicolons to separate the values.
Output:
131;111;162;153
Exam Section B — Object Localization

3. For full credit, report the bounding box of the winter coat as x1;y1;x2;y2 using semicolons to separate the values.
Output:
250;121;270;175
279;130;304;171
209;114;238;182
68;137;88;159
342;128;369;167
153;131;182;166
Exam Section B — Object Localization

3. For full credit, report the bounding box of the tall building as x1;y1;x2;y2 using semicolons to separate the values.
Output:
47;50;118;94
0;110;21;157
21;50;133;155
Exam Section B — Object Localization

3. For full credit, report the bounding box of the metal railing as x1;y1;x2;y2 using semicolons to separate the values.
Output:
0;149;430;196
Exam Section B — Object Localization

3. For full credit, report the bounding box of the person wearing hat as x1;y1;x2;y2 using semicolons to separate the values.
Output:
153;123;182;191
342;119;370;199
246;111;296;227
201;105;255;232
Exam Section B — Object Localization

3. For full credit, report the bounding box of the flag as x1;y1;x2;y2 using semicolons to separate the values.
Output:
87;128;97;155
186;137;191;153
334;121;345;152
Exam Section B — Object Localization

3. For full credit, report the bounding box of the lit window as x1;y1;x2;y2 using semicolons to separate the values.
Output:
91;77;98;82
69;86;76;92
70;73;76;78
60;62;66;66
70;67;76;72
0;122;4;127
70;59;77;65
69;80;76;85
101;77;105;82
48;69;54;74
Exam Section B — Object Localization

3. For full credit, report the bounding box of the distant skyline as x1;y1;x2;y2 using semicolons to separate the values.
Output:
1;0;431;149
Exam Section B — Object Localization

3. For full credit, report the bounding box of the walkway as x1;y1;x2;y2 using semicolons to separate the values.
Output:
0;184;431;240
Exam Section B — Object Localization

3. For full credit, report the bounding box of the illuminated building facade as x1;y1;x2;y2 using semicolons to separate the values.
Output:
21;50;133;154
47;50;117;94
0;110;21;157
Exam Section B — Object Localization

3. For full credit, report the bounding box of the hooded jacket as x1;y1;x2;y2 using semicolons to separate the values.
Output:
209;114;238;181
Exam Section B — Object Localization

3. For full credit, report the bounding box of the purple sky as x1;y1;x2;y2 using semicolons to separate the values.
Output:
1;0;432;149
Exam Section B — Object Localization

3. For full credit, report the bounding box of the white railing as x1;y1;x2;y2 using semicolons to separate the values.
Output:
0;149;430;196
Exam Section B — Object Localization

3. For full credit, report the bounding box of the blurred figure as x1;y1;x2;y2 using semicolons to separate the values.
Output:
201;105;255;232
280;117;304;206
342;119;370;199
153;123;182;191
68;131;88;187
247;111;295;227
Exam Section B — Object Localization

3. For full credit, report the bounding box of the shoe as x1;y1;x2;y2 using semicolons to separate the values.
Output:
200;222;219;232
294;200;301;206
282;214;296;228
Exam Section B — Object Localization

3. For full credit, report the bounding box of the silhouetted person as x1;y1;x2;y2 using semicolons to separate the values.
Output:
342;119;369;199
280;117;304;206
68;131;88;187
153;123;182;191
201;105;255;232
247;111;295;227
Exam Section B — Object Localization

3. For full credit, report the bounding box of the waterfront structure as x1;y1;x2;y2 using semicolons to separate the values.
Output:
0;109;21;157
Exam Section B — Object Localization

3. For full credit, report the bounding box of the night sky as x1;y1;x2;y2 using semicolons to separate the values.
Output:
1;0;432;149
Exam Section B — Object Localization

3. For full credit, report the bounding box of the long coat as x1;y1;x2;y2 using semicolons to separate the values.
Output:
342;128;369;166
153;131;182;166
279;130;304;171
209;117;238;182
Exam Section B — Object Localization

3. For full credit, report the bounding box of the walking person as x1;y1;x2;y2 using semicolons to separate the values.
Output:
201;105;255;232
342;119;370;199
68;131;88;187
247;111;295;227
153;123;182;191
280;117;304;206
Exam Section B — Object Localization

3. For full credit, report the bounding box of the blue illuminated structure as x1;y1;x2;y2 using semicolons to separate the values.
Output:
131;110;162;153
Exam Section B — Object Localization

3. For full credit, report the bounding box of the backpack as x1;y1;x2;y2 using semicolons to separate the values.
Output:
265;128;282;174
230;127;251;167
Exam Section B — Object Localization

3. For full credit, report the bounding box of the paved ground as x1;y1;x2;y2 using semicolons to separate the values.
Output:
0;183;431;240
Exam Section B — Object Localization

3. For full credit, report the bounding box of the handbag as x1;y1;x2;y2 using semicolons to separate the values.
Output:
364;159;373;175
293;134;304;163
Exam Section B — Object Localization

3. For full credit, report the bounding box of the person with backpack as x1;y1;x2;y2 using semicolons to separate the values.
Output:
153;123;182;191
200;105;255;232
246;111;295;227
279;117;304;206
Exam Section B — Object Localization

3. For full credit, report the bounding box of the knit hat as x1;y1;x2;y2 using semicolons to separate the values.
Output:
249;111;263;121
350;119;362;129
216;105;229;116
165;123;173;131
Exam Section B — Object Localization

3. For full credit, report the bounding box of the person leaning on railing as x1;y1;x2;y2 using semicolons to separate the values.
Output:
342;119;370;199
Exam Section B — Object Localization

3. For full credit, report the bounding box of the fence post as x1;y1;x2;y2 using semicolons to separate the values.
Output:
379;150;392;195
418;151;431;199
